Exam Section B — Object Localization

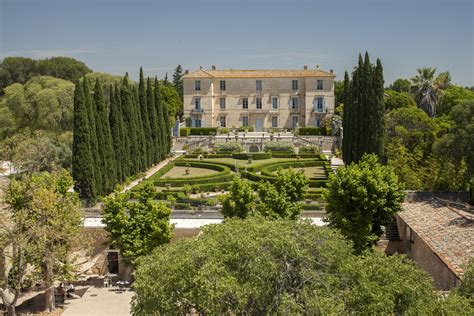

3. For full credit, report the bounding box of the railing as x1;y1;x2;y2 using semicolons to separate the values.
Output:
312;107;327;113
190;108;205;115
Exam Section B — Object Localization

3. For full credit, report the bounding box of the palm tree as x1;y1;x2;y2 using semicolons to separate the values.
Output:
410;68;451;117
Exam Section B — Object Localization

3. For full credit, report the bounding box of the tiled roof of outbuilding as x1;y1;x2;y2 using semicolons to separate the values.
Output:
400;199;473;277
183;69;335;79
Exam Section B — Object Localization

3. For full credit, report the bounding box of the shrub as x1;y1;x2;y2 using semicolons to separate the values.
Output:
219;127;230;134
189;147;207;155
237;126;255;132
298;127;323;135
264;142;294;152
189;127;218;135
300;144;320;153
179;127;190;137
231;152;272;160
215;142;243;153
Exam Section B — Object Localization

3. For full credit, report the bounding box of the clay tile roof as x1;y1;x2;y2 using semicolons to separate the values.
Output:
183;69;335;79
399;199;474;277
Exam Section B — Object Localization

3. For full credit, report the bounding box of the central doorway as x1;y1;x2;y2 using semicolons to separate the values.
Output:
255;118;263;132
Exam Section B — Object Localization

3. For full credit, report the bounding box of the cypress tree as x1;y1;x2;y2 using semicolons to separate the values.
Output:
116;83;130;179
161;87;172;155
72;80;96;202
154;77;167;160
109;85;124;182
83;77;102;195
139;67;151;168
342;71;351;163
147;77;160;164
94;79;116;193
173;65;184;116
372;58;385;158
120;76;137;175
131;84;146;171
343;52;385;165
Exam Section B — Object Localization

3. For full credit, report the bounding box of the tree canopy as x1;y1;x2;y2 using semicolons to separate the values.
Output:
132;218;471;315
0;56;91;93
323;154;405;253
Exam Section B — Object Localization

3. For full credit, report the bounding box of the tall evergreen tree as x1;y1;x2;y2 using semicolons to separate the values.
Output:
131;84;146;171
83;77;102;195
173;65;184;116
109;85;124;182
120;76;138;175
154;77;167;160
147;77;160;164
372;58;385;157
343;52;385;165
94;79;116;193
139;67;151;168
72;80;96;202
161;89;172;155
342;71;351;163
163;72;169;85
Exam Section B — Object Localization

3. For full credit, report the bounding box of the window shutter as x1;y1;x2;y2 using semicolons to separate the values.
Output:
323;97;326;112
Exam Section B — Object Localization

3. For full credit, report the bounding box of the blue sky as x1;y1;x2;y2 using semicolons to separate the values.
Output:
1;0;473;86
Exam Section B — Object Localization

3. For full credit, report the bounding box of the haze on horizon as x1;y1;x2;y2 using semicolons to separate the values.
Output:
0;0;472;86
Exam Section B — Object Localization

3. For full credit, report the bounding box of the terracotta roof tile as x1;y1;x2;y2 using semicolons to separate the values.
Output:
399;199;474;277
183;69;335;79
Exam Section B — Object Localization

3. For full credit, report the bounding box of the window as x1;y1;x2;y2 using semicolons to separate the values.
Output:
315;118;321;127
317;97;324;111
292;80;298;90
242;116;249;127
220;80;226;91
272;97;278;109
194;98;201;110
292;116;299;128
317;80;323;90
242;98;249;109
256;80;262;91
195;80;201;91
291;97;299;109
271;116;278;128
256;98;262;109
220;98;226;109
194;119;202;127
219;116;226;127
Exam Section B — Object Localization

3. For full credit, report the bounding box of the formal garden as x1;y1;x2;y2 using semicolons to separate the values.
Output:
131;142;330;211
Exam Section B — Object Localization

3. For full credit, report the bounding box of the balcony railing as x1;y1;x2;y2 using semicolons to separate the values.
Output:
190;108;205;115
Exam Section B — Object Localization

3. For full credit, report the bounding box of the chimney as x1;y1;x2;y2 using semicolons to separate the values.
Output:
211;65;216;70
330;69;333;74
184;70;189;74
303;65;308;70
316;65;319;70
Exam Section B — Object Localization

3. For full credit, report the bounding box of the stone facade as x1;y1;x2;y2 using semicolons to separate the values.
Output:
183;67;335;131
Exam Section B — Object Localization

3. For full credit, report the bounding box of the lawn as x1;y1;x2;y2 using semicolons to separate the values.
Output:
161;166;219;179
203;157;316;169
294;166;326;178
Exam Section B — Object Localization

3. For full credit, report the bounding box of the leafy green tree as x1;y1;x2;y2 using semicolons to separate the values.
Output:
0;56;91;93
389;78;411;93
102;182;173;262
4;170;83;312
132;218;470;315
0;76;75;134
457;259;474;304
323;154;405;253
1;130;71;173
220;177;256;218
93;79;116;193
384;90;416;111
72;81;96;201
437;85;474;116
159;83;181;119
